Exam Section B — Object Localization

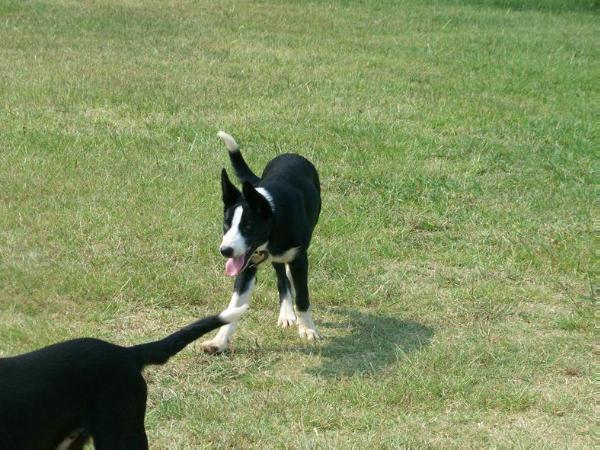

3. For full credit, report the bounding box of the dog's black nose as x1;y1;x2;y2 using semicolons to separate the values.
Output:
220;246;234;257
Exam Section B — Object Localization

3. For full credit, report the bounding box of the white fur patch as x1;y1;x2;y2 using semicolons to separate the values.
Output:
277;292;296;328
56;429;83;450
277;264;297;328
298;309;320;340
220;206;247;256
217;130;239;153
219;304;249;323
271;247;300;263
286;264;296;298
201;278;256;353
255;187;275;212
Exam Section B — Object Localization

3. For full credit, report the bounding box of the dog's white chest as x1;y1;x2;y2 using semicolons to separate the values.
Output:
269;247;300;263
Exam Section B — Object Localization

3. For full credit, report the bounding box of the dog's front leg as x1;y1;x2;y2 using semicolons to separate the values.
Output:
201;267;256;354
274;262;296;328
288;253;320;340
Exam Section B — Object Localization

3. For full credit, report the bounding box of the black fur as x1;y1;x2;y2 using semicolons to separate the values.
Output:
0;313;231;450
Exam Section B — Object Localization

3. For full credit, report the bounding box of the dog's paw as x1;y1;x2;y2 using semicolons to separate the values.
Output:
277;301;297;328
297;310;320;341
200;340;227;355
299;325;321;341
278;316;297;328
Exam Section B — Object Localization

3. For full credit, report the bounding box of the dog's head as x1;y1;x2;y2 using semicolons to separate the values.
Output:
219;169;273;276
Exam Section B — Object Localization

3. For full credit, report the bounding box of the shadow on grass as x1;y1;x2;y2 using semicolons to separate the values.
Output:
306;308;433;378
435;0;596;13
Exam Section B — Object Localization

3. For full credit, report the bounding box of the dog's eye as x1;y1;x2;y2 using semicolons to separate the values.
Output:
242;217;253;233
239;215;249;231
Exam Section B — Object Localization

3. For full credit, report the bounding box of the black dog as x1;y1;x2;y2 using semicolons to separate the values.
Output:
0;305;247;450
201;131;321;354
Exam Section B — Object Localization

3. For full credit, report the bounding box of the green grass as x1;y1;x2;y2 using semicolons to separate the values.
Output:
0;0;596;447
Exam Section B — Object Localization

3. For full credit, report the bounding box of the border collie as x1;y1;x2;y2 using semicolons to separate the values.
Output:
201;131;321;354
0;305;247;450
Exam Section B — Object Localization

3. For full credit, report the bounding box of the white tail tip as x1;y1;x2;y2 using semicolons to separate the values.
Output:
219;304;249;323
217;130;239;153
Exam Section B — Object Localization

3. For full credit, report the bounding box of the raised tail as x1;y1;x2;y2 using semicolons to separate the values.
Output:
217;131;260;185
130;305;248;366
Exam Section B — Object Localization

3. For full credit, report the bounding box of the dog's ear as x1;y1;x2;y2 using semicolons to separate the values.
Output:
242;182;272;219
221;169;240;206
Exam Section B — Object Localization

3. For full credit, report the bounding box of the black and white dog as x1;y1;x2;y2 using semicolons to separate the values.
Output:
0;305;246;450
201;131;322;354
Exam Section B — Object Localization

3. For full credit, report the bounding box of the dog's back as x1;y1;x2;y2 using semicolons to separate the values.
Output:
260;153;321;228
262;153;320;192
0;339;141;450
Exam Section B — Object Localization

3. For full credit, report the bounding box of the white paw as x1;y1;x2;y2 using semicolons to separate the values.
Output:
278;302;297;328
200;339;228;355
299;325;321;341
278;315;297;328
297;310;320;340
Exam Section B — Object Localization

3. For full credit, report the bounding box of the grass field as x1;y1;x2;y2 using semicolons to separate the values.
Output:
0;0;597;447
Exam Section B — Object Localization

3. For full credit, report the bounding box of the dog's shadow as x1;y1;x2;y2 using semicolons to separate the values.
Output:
285;308;433;378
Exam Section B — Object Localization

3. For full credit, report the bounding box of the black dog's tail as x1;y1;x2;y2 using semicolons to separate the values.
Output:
129;305;248;367
217;131;260;185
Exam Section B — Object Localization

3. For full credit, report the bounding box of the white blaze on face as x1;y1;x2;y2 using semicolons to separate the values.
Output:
221;206;247;256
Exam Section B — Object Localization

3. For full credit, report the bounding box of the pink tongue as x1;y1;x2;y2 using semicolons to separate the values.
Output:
225;255;246;276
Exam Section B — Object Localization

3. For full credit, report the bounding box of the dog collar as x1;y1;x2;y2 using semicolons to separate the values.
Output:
249;250;269;268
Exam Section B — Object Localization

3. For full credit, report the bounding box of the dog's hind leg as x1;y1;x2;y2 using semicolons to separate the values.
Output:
93;427;148;450
274;263;296;328
288;252;320;340
91;375;149;450
201;267;257;354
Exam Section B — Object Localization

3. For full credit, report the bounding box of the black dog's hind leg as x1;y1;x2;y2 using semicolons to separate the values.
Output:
201;267;257;354
288;252;320;340
273;263;296;328
90;376;149;450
